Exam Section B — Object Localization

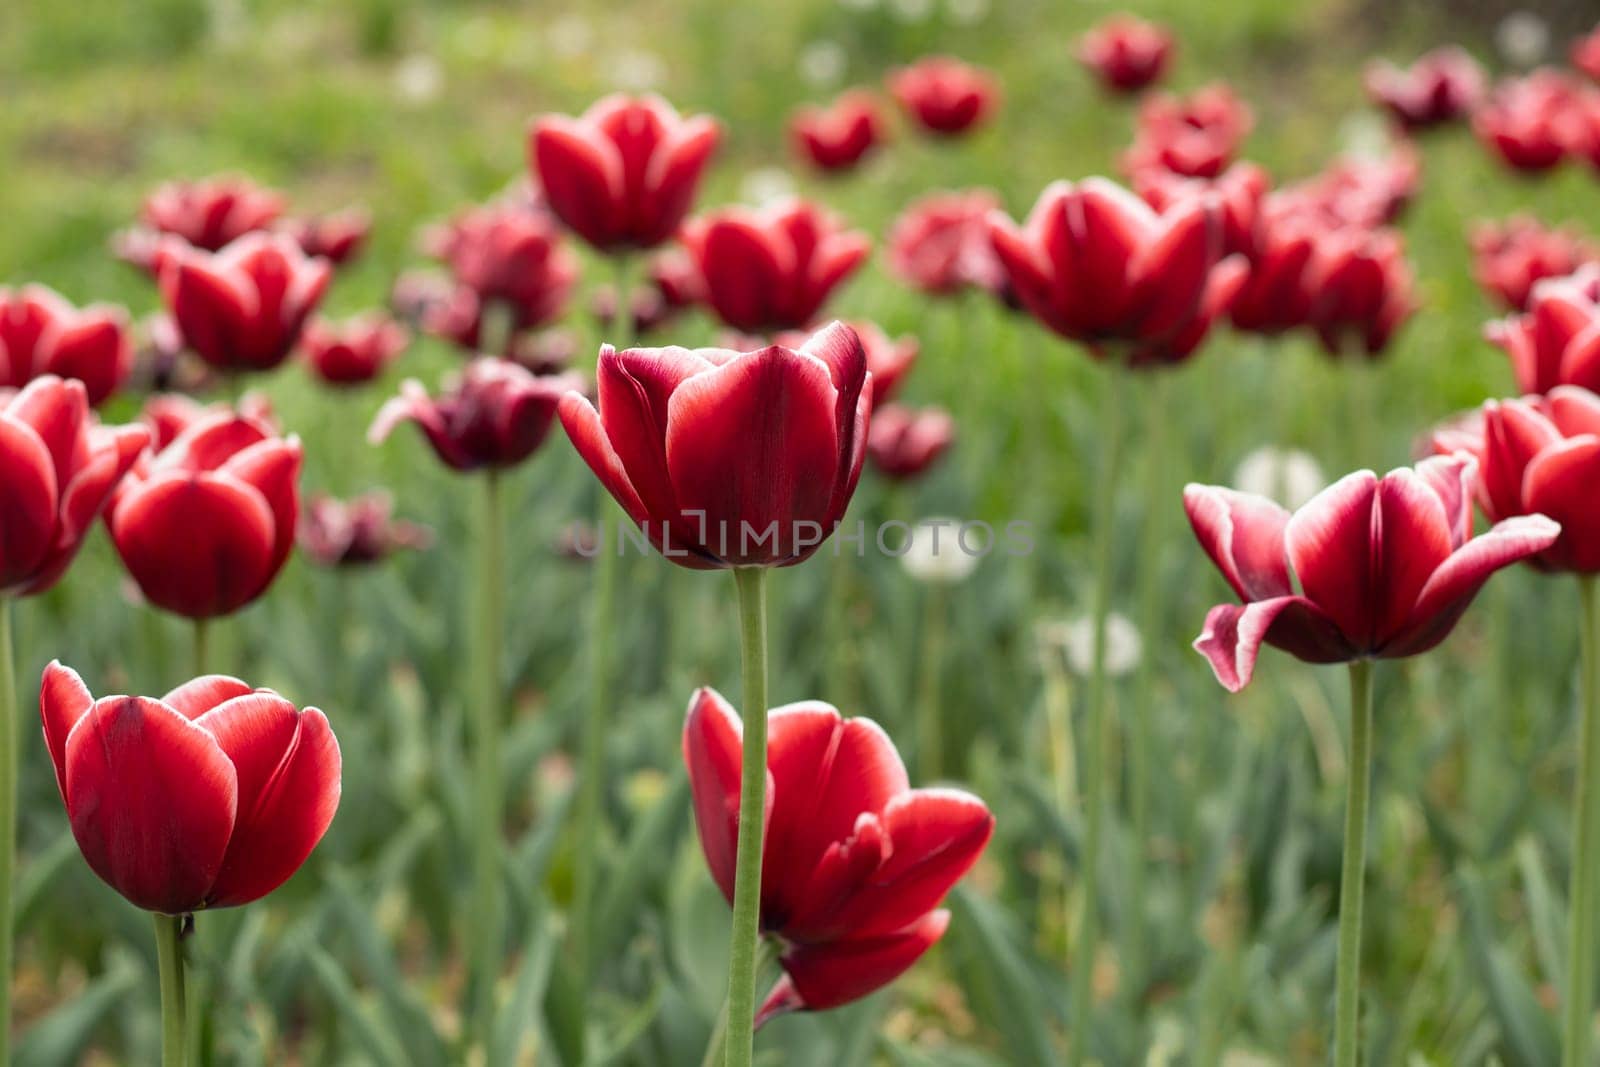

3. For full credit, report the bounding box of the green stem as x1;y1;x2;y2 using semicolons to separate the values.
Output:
0;599;14;1067
700;939;778;1067
1334;659;1375;1067
916;585;948;779
724;567;770;1067
1565;575;1600;1067
468;471;506;1052
154;913;187;1067
1068;362;1126;1066
193;618;209;676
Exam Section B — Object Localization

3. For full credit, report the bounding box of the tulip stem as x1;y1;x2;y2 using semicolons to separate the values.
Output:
724;566;770;1067
1068;363;1126;1066
0;598;14;1066
1334;658;1375;1067
468;470;506;1052
153;913;186;1067
1565;575;1600;1067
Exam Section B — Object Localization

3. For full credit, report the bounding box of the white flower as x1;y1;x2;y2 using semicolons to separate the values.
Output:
1233;447;1326;511
799;41;847;88
900;517;980;583
613;48;667;91
394;55;444;105
1495;11;1549;67
946;0;990;24
740;168;798;207
1069;613;1143;678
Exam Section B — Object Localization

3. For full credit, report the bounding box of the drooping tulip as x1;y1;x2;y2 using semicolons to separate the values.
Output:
298;491;433;567
1077;15;1175;94
1124;84;1253;179
1474;70;1587;173
370;357;580;472
527;94;721;252
0;286;133;406
158;233;332;374
282;207;372;266
866;404;954;480
1364;46;1485;130
300;314;410;386
790;91;889;173
887;56;999;137
1471;216;1597;311
1184;454;1559;691
681;200;870;334
557;321;872;568
0;377;148;597
683;689;992;1024
1486;265;1600;394
886;190;1006;298
108;410;301;619
40;661;339;914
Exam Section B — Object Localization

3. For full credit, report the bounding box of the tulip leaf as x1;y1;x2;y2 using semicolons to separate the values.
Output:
944;887;1060;1066
304;944;411;1067
1455;868;1559;1067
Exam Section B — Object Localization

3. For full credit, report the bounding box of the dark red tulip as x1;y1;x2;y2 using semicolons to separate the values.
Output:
683;689;992;1024
887;190;1006;298
557;321;872;568
108;410;300;619
1472;217;1597;311
0;377;148;597
988;177;1247;367
1185;455;1559;691
1077;15;1175;94
1305;227;1418;358
40;661;339;914
1133;162;1268;257
791;91;888;172
887;56;999;137
1364;46;1485;130
282;208;372;266
370;358;580;472
424;200;578;351
136;176;286;253
1229;198;1319;335
1487;266;1600;394
649;249;705;311
866;404;954;480
1475;71;1587;173
775;321;916;411
1124;84;1253;179
681;200;870;334
1575;25;1600;82
298;491;432;567
301;314;409;386
528;94;721;253
0;286;133;406
158;233;332;373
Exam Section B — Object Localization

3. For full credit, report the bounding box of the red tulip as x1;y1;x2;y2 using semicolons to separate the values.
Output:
887;190;1006;298
683;689;992;1023
1077;15;1175;94
791;91;888;172
988;177;1247;367
424;201;578;348
40;661;339;914
139;393;213;452
649;249;705;311
1575;25;1600;83
1472;217;1597;311
1281;144;1421;229
1185;455;1559;691
370;357;580;472
887;56;999;137
0;377;148;597
1364;46;1485;130
301;314;409;386
1228;198;1319;335
298;491;432;567
557;321;872;568
1487;266;1600;394
282;207;372;266
866;404;954;480
774;321;916;411
528;94;721;252
1305;227;1418;358
1133;162;1269;257
1474;71;1587;173
136;176;286;253
0;286;133;406
681;200;870;334
158;233;332;373
1124;84;1253;179
108;410;301;619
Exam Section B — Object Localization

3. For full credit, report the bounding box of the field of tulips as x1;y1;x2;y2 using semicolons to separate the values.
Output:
11;0;1600;1064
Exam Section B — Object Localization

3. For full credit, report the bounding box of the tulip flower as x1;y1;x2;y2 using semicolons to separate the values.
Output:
774;321;916;410
0;285;133;406
1474;71;1587;173
1077;15;1175;94
681;200;871;334
866;404;954;480
158;232;332;374
790;91;888;172
1364;46;1485;129
887;56;999;137
527;93;721;253
108;410;301;620
1124;83;1253;179
300;314;409;386
1472;217;1596;312
40;660;339;1064
1575;25;1600;82
557;321;871;568
1133;161;1268;257
683;689;992;1025
1306;226;1418;358
887;190;1007;299
281;207;372;266
129;175;286;257
1278;143;1421;229
423;200;578;352
1486;266;1600;394
1228;201;1319;336
298;491;432;567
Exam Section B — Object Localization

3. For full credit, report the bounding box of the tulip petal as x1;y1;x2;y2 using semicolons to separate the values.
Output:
696;218;792;332
762;910;950;1019
1183;484;1293;601
683;688;767;903
162;675;255;719
1194;596;1354;691
597;345;712;520
40;660;92;799
1128;199;1215;339
17;424;151;598
221;436;302;585
1371;468;1455;646
1285;470;1378;647
556;392;649;525
531;119;624;249
1550;386;1600;438
0;414;59;590
1525;437;1600;571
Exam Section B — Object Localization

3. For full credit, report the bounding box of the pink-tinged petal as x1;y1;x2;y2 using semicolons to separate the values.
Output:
762;910;951;1020
556;392;650;526
530;119;624;249
596;345;712;519
220;436;302;584
40;660;92;799
1388;514;1562;656
61;696;238;913
1560;326;1600;393
1413;453;1477;547
1285;470;1379;647
162;675;255;720
196;695;340;907
1194;596;1354;691
0;415;59;590
1371;468;1455;646
156;413;269;475
1525;437;1600;572
1184;484;1293;601
683;688;760;904
369;381;470;471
